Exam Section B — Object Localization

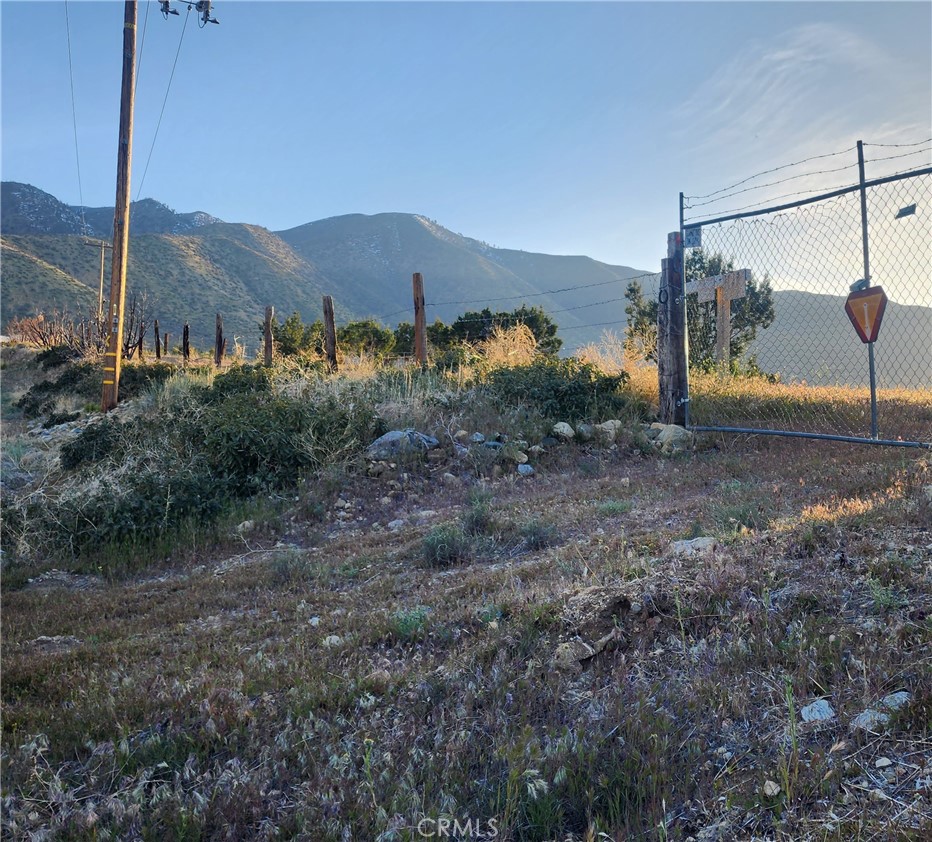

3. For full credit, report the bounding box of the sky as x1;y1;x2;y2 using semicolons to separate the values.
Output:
1;0;930;283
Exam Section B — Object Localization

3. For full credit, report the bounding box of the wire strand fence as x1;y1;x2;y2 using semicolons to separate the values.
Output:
681;141;932;446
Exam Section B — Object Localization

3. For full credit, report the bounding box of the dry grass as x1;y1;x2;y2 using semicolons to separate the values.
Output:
2;433;930;840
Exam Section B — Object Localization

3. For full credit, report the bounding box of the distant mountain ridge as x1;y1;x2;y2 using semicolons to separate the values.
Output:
1;182;652;351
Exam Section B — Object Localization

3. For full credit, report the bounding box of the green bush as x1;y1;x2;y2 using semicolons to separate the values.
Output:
15;362;100;418
60;420;120;470
480;358;636;422
36;345;80;369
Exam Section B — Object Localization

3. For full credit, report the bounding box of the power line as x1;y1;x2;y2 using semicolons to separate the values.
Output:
685;144;856;201
134;0;152;98
64;0;87;236
135;5;190;201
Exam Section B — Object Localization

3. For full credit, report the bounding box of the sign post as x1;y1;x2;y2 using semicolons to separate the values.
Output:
844;284;888;439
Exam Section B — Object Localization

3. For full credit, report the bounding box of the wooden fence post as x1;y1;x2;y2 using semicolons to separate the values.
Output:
214;313;224;367
163;332;170;356
154;319;161;360
413;272;427;367
263;306;274;366
182;322;190;364
322;295;338;372
658;232;687;425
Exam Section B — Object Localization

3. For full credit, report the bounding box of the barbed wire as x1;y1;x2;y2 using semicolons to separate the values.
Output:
864;146;932;165
684;144;855;201
864;137;932;148
683;160;859;210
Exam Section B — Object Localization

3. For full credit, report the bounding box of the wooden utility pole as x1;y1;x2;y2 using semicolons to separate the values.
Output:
322;295;338;372
263;306;274;366
658;232;688;425
214;313;224;366
412;272;427;367
83;240;113;319
101;1;138;412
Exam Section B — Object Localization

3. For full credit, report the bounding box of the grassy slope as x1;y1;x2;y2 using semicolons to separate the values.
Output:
1;360;929;839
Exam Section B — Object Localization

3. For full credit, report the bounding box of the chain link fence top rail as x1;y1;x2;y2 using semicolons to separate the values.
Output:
681;160;931;445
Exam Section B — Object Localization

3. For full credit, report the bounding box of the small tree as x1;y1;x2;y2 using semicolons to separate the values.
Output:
624;250;775;372
337;319;396;358
269;311;323;357
449;304;562;355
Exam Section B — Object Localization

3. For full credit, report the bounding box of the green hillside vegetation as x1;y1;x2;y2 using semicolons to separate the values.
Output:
0;239;97;319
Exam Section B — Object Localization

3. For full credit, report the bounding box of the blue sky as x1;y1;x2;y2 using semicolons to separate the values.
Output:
2;0;930;276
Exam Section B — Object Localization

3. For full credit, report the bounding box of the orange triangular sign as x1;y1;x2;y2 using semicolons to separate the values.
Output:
844;286;888;344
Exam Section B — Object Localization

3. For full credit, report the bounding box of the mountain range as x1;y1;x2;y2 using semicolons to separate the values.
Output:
0;182;650;353
1;182;929;389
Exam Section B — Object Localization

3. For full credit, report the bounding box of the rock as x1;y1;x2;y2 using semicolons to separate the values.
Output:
483;441;504;452
801;699;836;723
31;635;82;653
551;639;596;673
618;476;630;488
309;616;320;627
380;496;392;506
236;520;255;534
552;422;575;441
875;757;893;769
668;537;717;558
922;485;932;504
513;451;529;464
655;424;693;455
453;443;470;459
594;421;620;444
850;708;890;733
322;635;344;649
881;691;910;711
414;510;437;522
562;586;632;641
528;445;545;458
387;519;406;531
762;780;781;797
366;429;439;460
540;436;559;448
454;430;470;442
442;472;460;486
517;464;535;477
576;423;595;442
469;432;486;444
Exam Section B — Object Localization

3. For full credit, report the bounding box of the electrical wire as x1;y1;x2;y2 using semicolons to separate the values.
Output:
64;0;87;236
135;5;190;201
134;0;151;98
685;144;856;201
434;295;633;325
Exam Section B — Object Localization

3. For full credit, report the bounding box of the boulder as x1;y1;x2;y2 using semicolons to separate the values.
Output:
575;423;595;443
469;432;486;444
801;699;836;723
365;429;439;460
594;421;620;445
517;464;535;477
655;424;693;455
552;422;575;441
668;537;717;558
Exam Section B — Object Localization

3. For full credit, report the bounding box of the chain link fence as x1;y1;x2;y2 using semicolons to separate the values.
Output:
681;148;931;446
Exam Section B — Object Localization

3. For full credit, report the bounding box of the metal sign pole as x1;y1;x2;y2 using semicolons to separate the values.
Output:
868;341;878;439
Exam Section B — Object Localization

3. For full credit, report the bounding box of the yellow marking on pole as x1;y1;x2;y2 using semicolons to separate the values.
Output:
103;380;115;385
104;367;116;372
105;352;118;356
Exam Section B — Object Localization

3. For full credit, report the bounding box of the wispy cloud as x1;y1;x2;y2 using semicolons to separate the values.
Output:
672;22;927;162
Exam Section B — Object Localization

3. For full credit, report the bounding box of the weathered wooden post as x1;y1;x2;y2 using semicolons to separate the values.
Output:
322;295;338;372
154;319;161;360
263;306;274;366
163;332;170;356
658;232;688;425
214;313;224;367
684;269;749;371
182;322;190;364
413;272;427;367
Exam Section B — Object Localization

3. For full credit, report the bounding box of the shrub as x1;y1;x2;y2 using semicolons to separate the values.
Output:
480;358;636;422
519;519;557;550
60;420;120;470
423;525;473;567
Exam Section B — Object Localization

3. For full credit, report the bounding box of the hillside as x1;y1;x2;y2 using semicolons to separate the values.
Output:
1;183;652;350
